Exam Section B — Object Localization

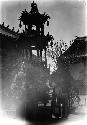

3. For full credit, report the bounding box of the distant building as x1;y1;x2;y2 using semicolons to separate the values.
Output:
57;36;87;95
0;1;53;68
1;1;53;91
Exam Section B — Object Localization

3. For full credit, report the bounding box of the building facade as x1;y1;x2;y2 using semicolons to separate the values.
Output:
57;36;87;95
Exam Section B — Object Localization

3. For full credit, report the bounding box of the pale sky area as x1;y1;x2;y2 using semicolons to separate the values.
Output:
0;0;86;44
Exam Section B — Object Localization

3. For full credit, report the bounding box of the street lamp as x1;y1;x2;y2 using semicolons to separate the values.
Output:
59;103;63;118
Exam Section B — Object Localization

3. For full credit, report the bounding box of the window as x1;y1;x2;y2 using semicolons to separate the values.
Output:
32;25;36;30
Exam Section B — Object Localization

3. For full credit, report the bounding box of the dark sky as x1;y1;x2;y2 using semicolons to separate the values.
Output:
1;0;86;44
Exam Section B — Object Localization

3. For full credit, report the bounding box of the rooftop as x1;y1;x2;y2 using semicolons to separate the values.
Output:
58;36;87;64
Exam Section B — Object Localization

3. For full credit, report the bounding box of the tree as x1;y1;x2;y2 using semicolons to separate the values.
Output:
47;39;80;112
8;53;50;107
47;40;68;72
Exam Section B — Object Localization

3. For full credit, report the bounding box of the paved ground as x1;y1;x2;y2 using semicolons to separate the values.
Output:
1;95;87;125
59;104;87;125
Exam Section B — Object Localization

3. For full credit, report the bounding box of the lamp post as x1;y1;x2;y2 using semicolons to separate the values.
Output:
59;103;63;118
